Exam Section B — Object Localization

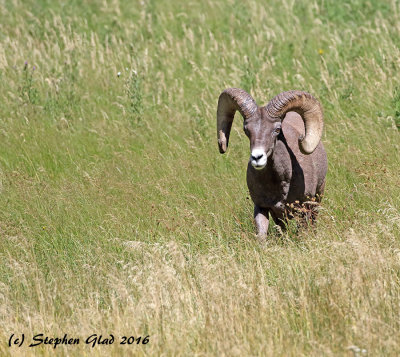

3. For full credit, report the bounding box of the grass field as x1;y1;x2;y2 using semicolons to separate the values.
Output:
1;0;400;355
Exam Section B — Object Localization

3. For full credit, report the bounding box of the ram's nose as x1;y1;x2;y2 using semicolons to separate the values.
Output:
250;148;268;170
251;153;263;161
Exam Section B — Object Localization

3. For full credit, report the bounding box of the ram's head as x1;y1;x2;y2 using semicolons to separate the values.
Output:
217;88;324;170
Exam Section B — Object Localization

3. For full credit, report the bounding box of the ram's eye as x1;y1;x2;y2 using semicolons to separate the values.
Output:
243;125;250;136
274;127;281;134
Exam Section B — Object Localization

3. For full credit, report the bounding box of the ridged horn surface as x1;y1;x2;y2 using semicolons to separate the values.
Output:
217;88;258;153
265;90;324;154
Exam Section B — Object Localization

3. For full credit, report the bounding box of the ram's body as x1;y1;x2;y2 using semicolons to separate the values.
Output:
216;88;328;239
246;112;327;223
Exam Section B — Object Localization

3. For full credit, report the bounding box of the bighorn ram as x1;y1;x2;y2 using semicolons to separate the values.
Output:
217;88;327;239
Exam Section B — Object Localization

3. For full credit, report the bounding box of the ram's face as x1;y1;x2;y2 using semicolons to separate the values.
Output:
243;112;281;170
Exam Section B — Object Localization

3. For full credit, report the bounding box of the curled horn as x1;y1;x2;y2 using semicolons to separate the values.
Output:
217;88;258;153
265;90;324;154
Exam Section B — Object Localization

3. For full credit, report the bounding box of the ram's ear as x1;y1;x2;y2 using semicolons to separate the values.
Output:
217;88;258;153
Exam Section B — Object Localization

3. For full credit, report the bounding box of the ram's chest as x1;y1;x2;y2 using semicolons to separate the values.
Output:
246;168;283;209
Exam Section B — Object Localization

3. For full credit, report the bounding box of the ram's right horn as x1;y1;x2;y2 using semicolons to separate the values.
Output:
217;88;258;153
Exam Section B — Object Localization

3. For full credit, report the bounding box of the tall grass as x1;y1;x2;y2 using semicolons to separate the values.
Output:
0;0;400;355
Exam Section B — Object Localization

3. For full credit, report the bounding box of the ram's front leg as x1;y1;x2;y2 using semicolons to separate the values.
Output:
254;205;270;242
271;180;291;228
270;202;288;231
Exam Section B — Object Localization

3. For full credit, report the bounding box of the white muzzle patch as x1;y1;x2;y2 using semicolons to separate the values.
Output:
250;148;267;170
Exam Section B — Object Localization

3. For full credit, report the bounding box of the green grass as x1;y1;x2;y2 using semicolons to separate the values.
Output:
1;0;400;355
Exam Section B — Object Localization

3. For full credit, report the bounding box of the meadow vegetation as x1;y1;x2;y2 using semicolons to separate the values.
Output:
0;0;400;355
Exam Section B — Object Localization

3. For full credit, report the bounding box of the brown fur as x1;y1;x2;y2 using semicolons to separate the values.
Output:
246;112;327;233
217;89;328;239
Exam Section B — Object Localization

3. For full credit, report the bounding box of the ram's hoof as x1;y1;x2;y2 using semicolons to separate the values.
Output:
256;233;268;245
